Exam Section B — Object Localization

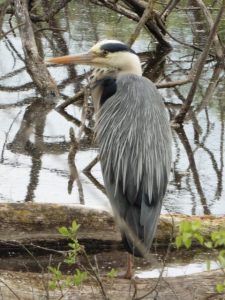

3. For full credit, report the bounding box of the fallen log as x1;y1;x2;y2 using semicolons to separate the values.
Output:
0;203;225;247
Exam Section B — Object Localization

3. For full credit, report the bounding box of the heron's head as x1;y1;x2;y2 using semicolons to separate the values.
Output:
47;40;142;75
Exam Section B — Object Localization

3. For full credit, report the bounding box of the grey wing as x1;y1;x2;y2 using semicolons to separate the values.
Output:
96;74;172;256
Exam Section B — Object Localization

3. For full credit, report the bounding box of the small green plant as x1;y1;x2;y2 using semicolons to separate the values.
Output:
58;221;81;265
175;220;204;249
48;220;87;290
176;220;225;294
107;268;118;279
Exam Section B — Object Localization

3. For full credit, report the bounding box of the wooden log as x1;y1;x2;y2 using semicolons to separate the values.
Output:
0;203;118;243
0;203;225;246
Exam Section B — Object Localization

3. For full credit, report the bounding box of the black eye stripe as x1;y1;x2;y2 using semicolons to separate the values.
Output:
100;43;136;54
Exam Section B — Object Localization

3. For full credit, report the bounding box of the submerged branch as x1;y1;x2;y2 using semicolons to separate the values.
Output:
68;127;84;204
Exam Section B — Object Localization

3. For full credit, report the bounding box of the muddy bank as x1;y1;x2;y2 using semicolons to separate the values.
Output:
0;268;223;300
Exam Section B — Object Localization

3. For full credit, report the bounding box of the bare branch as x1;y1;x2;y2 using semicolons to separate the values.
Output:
14;0;59;99
173;1;225;125
0;22;24;39
56;90;85;110
30;0;72;22
194;64;223;113
0;0;10;39
0;278;21;300
127;0;154;47
83;155;99;173
195;0;224;59
156;78;192;89
1;110;22;163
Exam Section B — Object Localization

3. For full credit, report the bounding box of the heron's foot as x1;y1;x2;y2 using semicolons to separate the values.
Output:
119;253;133;279
117;270;133;279
123;269;133;280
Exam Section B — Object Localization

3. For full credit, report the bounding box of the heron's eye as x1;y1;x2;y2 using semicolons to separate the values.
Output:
102;50;109;56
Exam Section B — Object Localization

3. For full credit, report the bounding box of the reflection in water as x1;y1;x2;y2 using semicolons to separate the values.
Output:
8;101;54;202
0;1;224;215
175;127;210;215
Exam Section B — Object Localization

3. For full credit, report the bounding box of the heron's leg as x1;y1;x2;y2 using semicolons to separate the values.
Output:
123;253;134;279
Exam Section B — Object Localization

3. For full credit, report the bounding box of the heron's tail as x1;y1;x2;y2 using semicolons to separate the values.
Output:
121;195;162;257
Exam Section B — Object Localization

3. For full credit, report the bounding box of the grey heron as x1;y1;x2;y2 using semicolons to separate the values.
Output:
48;40;172;277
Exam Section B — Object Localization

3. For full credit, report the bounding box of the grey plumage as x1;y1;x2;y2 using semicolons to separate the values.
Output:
47;39;172;258
95;74;172;256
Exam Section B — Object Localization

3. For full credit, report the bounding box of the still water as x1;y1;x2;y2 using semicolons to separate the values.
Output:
0;0;224;218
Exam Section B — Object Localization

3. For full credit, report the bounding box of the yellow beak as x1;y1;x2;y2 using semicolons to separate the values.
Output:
46;52;97;65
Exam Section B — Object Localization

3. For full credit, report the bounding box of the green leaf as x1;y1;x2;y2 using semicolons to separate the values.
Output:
55;269;62;280
191;220;201;231
68;242;76;249
107;268;118;278
65;277;73;287
182;232;192;249
48;266;57;274
183;238;192;249
73;270;88;286
71;220;80;232
175;236;182;249
194;233;204;245
58;226;69;237
216;283;225;293
49;281;57;290
64;257;76;265
218;250;225;267
215;238;225;247
180;221;191;233
204;241;213;249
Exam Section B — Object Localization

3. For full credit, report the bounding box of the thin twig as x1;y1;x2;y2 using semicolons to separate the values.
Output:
195;0;224;59
0;22;24;39
1;110;22;163
134;214;176;300
83;155;99;173
156;77;192;89
82;250;109;300
34;26;66;33
0;278;21;300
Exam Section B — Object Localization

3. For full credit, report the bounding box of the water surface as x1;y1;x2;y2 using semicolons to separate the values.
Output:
0;0;224;217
